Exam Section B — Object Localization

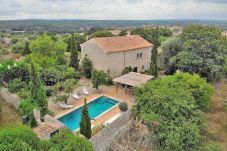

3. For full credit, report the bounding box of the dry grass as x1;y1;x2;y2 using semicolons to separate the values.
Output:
205;79;227;151
0;97;21;128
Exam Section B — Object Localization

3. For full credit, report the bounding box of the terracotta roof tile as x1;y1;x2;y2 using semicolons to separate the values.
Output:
90;35;153;53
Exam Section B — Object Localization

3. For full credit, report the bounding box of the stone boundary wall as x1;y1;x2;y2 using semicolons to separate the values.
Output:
90;111;131;151
0;88;20;110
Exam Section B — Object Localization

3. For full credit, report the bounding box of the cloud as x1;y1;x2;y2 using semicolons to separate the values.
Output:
0;0;226;20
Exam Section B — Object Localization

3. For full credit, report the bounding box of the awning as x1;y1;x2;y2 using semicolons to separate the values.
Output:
113;72;154;87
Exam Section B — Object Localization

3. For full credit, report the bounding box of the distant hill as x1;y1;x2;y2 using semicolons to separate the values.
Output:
0;19;226;33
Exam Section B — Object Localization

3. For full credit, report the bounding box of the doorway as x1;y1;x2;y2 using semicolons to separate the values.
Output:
133;67;138;72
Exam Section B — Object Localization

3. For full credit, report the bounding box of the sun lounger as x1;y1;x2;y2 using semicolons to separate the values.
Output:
59;103;72;109
83;87;88;95
72;93;80;100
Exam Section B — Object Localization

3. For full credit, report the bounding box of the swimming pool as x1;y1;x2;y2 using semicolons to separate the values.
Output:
58;96;118;131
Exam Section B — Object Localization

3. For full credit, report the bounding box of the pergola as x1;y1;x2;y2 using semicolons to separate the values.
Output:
113;72;154;93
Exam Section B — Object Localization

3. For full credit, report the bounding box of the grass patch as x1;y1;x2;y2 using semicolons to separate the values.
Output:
0;96;21;128
205;79;227;150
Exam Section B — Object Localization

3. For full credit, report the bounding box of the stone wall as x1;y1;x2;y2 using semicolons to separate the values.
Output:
90;111;131;151
0;88;20;110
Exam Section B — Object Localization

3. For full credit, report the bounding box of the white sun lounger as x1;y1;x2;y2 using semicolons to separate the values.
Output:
59;103;72;109
72;93;80;100
83;87;88;95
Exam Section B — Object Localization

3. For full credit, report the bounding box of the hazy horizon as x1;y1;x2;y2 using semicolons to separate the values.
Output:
0;0;227;20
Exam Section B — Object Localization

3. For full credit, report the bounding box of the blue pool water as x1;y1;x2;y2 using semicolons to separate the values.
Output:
58;96;118;131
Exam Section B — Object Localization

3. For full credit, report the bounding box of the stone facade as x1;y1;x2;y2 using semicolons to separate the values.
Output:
81;39;152;78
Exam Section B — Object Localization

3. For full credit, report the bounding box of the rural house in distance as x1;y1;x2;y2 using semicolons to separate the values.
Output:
80;35;153;77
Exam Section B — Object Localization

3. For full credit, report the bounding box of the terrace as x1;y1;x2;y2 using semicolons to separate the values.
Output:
48;78;135;130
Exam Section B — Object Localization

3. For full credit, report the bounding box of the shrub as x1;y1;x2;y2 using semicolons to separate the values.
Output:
55;95;68;104
17;89;30;99
45;86;53;97
19;99;37;127
121;67;133;75
12;42;24;54
0;48;9;55
119;102;128;112
51;128;94;151
0;61;29;84
41;67;65;86
82;55;93;79
135;72;216;150
8;78;27;93
0;126;95;151
91;70;107;91
0;126;40;150
63;79;77;93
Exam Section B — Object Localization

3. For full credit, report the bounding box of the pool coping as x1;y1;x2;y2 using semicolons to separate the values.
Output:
54;95;122;131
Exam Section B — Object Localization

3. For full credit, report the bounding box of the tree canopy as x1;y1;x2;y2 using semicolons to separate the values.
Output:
80;99;92;139
163;25;227;82
0;126;94;151
135;72;216;151
91;70;107;91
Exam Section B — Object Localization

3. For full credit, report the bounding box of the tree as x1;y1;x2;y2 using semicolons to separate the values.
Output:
0;126;40;150
135;72;215;150
69;33;79;70
80;99;91;139
161;37;182;74
167;25;226;82
0;126;94;151
119;29;128;36
91;30;113;38
151;27;158;77
131;27;172;46
29;33;67;67
91;70;107;91
30;63;48;115
63;33;86;51
22;41;31;56
82;55;93;79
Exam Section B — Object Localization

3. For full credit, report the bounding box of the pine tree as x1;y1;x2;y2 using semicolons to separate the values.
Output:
30;63;48;115
80;98;91;139
151;27;159;78
22;41;31;56
69;33;79;70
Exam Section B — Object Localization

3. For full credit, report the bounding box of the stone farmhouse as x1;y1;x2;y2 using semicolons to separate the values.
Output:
80;35;153;77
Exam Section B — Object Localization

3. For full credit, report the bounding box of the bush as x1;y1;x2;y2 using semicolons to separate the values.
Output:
17;89;30;99
19;99;37;127
135;72;216;150
0;61;29;84
12;42;24;54
45;86;53;97
63;79;77;93
82;55;93;79
8;78;27;93
119;102;128;112
0;126;95;151
121;67;133;75
50;128;94;151
0;126;40;150
0;48;9;55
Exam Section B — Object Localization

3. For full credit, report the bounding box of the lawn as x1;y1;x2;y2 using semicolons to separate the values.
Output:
205;79;227;150
0;96;21;128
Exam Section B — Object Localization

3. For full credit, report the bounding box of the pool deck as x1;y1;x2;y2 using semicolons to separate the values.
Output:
49;85;135;129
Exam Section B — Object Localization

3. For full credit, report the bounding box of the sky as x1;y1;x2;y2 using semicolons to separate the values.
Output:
0;0;227;20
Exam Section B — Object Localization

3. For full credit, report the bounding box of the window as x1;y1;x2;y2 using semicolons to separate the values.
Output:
136;53;142;59
140;53;142;57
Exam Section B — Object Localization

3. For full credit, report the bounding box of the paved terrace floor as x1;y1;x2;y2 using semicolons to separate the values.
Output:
48;81;135;128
